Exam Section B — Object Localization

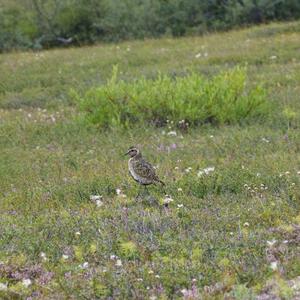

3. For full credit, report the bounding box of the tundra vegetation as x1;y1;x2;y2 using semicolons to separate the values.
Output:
1;0;300;51
0;21;300;299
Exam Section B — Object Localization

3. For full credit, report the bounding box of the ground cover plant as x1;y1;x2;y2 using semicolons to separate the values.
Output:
76;66;268;127
1;0;300;51
0;21;300;299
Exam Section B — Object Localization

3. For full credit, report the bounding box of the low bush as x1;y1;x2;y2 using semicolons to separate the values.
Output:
75;66;269;128
1;0;300;51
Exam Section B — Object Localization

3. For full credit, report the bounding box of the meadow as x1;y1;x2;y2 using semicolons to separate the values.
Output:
0;21;300;299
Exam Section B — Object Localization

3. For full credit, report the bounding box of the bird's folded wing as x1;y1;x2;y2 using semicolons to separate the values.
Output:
134;159;157;179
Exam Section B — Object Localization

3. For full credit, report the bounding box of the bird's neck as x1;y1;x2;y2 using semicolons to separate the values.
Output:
133;153;142;160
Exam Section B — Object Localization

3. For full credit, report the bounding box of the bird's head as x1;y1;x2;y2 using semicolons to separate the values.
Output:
125;146;140;158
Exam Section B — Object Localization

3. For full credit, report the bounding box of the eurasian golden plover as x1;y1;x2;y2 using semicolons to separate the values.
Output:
125;146;165;188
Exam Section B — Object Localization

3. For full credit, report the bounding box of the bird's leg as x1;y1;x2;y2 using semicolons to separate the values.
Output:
155;182;167;195
135;185;142;201
145;185;159;205
144;185;150;195
135;185;142;200
161;185;167;195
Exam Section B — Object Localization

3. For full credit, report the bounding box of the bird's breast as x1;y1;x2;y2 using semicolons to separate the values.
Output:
128;159;152;184
128;159;140;181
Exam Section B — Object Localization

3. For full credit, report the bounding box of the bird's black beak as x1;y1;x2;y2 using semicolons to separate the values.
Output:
124;150;130;156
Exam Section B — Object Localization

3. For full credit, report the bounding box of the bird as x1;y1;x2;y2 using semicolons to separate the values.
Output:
125;146;165;191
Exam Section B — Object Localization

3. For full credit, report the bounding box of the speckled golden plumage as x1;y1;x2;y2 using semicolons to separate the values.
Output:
125;146;165;186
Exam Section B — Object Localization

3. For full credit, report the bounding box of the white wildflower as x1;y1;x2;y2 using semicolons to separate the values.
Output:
0;283;7;291
167;131;177;136
115;259;122;267
243;222;250;227
95;200;103;207
270;261;278;271
204;166;215;175
116;189;127;198
197;170;204;177
75;231;81;236
40;252;47;261
185;167;192;173
79;262;89;269
163;195;174;205
262;137;270;143
90;195;102;201
270;55;277;60
155;274;160;278
267;239;277;247
82;262;89;268
22;279;32;288
198;166;215;177
177;188;183;192
62;254;69;260
195;53;201;58
90;195;103;207
177;204;184;208
181;289;188;295
110;254;117;260
148;270;154;274
137;278;143;282
285;171;290;175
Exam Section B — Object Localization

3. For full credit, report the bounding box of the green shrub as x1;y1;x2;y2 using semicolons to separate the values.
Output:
1;0;300;51
75;66;269;128
0;5;37;51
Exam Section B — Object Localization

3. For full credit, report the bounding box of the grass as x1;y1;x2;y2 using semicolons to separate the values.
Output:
0;21;300;299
